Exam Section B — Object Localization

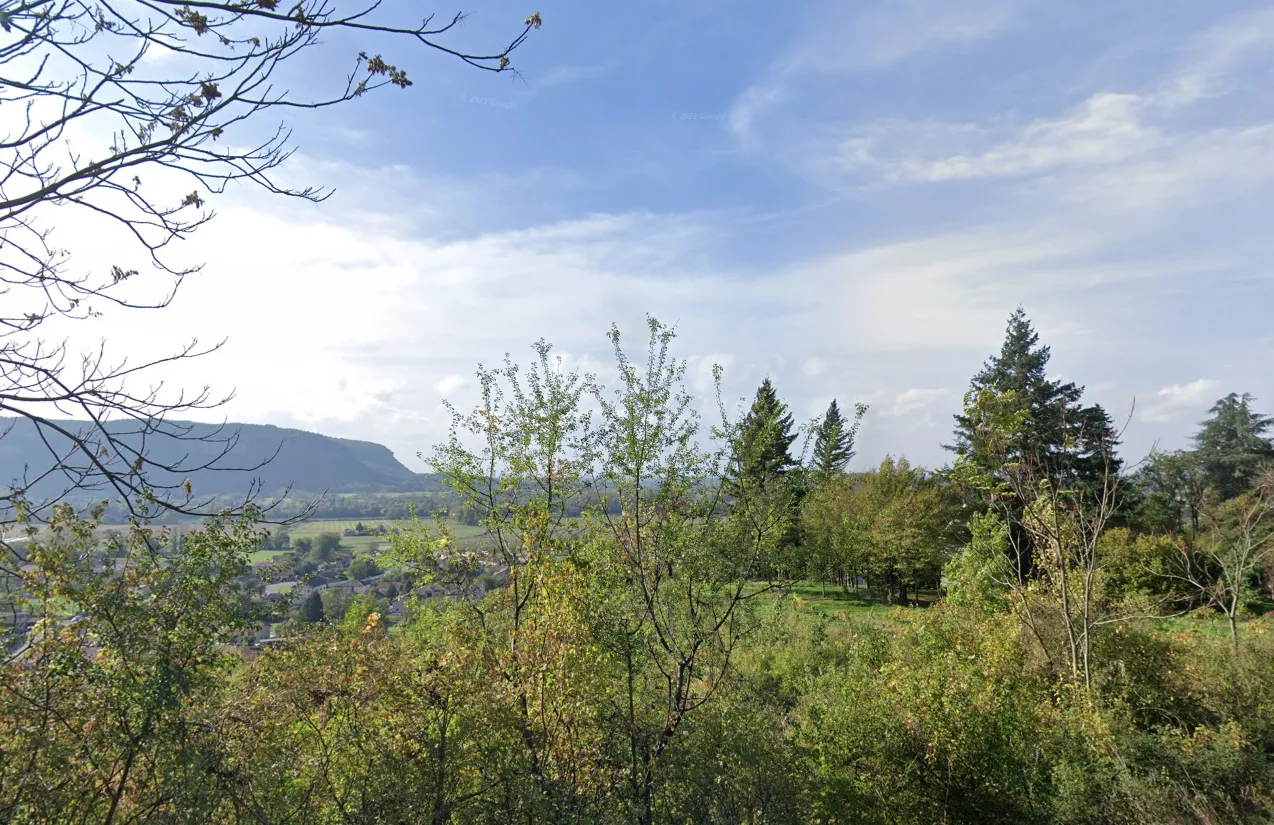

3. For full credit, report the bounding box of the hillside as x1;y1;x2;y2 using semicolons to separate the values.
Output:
0;418;439;498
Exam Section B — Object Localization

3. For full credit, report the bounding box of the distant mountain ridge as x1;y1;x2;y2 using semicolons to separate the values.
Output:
0;418;437;497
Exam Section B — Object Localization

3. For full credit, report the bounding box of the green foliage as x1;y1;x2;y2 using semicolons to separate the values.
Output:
299;589;325;622
347;555;382;580
313;531;343;561
945;510;1011;611
6;320;1274;825
320;588;356;621
1097;527;1195;609
1193;392;1274;500
810;398;867;481
730;377;799;492
1130;450;1207;533
951;307;1121;491
0;502;262;821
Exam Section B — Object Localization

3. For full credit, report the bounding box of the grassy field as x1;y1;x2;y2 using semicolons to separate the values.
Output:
751;581;938;625
266;518;491;558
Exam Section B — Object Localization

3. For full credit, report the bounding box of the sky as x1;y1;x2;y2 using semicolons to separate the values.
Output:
44;0;1274;473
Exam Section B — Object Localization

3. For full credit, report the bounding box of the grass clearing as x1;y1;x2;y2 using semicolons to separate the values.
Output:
751;581;937;627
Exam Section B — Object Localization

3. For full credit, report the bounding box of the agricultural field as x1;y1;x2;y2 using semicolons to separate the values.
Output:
270;518;490;557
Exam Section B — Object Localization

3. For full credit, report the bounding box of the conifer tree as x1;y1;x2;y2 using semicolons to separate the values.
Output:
1194;392;1274;500
950;307;1120;489
300;590;325;623
727;378;804;574
729;378;799;494
811;399;867;481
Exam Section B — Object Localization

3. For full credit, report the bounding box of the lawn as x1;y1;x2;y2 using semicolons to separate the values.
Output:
752;581;937;625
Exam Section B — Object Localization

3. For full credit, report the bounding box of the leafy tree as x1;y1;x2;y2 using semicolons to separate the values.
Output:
810;399;868;482
590;318;787;825
0;503;262;820
1194;392;1274;501
852;457;957;604
321;589;356;622
801;473;863;595
1130;450;1207;534
953;384;1128;687
944;511;1011;611
347;556;382;581
300;590;325;623
1196;469;1274;654
273;529;292;550
314;531;343;562
293;536;313;555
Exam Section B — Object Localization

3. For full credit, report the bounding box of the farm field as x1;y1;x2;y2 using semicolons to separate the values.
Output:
272;518;490;556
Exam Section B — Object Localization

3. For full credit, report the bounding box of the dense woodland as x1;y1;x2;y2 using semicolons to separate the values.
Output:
3;313;1274;825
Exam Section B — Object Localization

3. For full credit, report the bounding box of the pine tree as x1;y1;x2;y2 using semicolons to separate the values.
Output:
729;378;803;575
811;399;867;480
950;307;1121;489
730;377;798;493
1194;392;1274;500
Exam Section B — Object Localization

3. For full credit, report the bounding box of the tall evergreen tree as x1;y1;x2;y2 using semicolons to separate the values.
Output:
727;378;804;575
950;307;1121;488
730;377;798;493
811;399;867;480
300;590;325;623
1193;392;1274;500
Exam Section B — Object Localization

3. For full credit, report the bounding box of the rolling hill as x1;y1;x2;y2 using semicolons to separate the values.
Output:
0;417;438;498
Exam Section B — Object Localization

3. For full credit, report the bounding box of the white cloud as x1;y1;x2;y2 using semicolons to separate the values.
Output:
883;388;951;418
436;375;467;397
727;83;785;142
726;0;1021;148
842;93;1159;182
829;0;1020;71
801;357;828;377
1160;7;1274;107
1141;379;1220;423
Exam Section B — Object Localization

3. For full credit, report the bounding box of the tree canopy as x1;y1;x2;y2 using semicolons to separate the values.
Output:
951;307;1121;489
1193;392;1274;500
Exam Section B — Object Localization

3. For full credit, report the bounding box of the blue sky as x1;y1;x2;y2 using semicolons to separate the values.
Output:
75;0;1274;471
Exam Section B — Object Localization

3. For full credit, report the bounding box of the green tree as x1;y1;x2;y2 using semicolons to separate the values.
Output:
590;318;786;825
1194;392;1274;501
810;399;867;482
347;556;382;580
728;378;803;575
321;590;356;622
0;503;262;820
730;378;798;493
300;590;325;623
1196;469;1274;654
1129;450;1207;534
853;457;956;605
314;532;343;562
951;308;1121;491
801;473;863;595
